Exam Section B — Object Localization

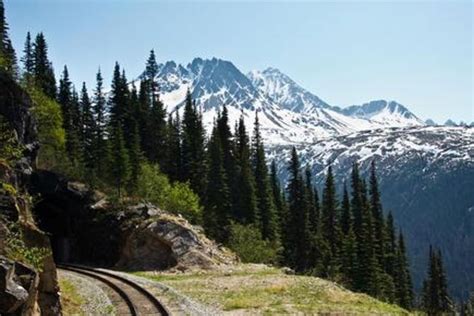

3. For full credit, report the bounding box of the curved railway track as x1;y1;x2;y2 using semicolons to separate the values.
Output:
57;264;170;316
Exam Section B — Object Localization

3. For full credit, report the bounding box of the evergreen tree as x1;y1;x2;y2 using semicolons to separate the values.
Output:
128;124;142;193
340;223;358;289
252;112;278;241
321;165;342;277
137;79;151;156
33;33;56;99
80;82;95;170
144;49;159;103
394;232;413;309
369;160;386;267
0;0;17;77
204;123;231;242
285;147;310;272
305;167;318;235
422;246;453;315
147;87;166;164
58;66;81;164
233;114;258;223
217;106;238;215
109;62;128;129
270;161;285;221
163;112;182;182
92;69;108;176
109;125;130;198
181;90;207;197
340;183;351;236
21;31;34;81
384;212;398;289
351;163;379;295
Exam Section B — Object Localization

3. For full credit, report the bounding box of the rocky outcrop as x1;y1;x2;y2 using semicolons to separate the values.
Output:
116;204;237;271
29;172;237;272
0;72;61;315
0;256;39;315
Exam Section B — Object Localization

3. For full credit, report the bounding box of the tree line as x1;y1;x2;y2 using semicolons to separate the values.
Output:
0;1;460;312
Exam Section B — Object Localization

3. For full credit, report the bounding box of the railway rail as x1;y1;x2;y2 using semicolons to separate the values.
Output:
57;263;170;316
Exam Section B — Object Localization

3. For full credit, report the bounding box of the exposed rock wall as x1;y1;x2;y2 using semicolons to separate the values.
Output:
0;72;61;315
29;172;237;272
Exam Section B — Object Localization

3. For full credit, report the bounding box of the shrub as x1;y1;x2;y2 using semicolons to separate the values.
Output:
28;87;66;170
136;163;202;223
5;223;51;271
0;114;23;166
228;223;280;264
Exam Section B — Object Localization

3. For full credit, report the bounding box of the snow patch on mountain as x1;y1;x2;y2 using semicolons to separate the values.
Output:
154;57;426;145
247;67;331;113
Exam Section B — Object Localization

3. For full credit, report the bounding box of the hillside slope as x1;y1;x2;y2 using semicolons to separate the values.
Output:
268;126;474;298
134;264;409;315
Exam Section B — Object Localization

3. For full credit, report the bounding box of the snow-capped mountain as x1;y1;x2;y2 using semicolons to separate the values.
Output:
247;67;331;113
267;126;474;298
340;100;424;126
155;58;423;144
152;57;472;298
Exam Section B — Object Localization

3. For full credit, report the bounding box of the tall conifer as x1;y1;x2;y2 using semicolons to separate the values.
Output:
252;112;278;241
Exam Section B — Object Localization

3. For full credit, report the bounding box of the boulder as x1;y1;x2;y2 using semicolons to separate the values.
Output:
116;206;238;271
0;256;35;315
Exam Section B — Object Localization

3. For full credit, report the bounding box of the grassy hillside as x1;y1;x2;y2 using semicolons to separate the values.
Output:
134;264;410;315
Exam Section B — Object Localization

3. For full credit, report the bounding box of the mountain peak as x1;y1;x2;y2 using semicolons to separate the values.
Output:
340;100;424;126
248;68;330;113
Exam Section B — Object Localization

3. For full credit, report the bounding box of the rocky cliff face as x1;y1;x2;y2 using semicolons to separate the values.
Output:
29;170;237;273
0;72;61;315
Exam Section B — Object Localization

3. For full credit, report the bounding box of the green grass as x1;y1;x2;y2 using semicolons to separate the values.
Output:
133;264;411;315
59;278;85;316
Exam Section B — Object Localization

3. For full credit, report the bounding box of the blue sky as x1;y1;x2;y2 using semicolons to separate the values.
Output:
7;0;473;123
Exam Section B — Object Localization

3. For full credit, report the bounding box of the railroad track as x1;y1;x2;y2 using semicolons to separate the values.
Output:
57;263;170;316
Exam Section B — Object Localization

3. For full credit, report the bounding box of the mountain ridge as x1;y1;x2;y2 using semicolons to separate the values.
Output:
153;57;424;144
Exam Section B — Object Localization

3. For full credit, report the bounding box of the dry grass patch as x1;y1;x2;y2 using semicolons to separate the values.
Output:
133;264;410;315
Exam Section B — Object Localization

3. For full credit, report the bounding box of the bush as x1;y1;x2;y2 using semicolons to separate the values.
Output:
228;223;280;264
136;163;202;223
5;223;51;271
0;114;23;166
28;87;66;170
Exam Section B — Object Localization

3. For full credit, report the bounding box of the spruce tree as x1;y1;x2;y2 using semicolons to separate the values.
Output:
270;160;288;227
395;231;413;309
92;69;108;176
305;168;318;235
109;125;130;198
369;160;386;267
33;33;56;99
341;223;358;289
252;112;278;241
321;165;342;277
163;112;182;182
234;114;258;223
0;0;17;77
109;62;128;129
144;49;159;103
285;147;310;272
138;79;152;157
58;66;81;164
80;82;95;171
422;246;453;315
21;32;34;81
147;90;166;164
204;123;231;242
340;183;351;236
181;90;207;197
128;124;142;193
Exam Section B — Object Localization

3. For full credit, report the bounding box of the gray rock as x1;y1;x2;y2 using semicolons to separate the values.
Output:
0;256;31;314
